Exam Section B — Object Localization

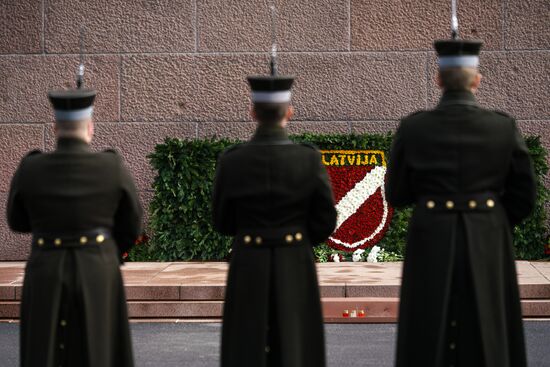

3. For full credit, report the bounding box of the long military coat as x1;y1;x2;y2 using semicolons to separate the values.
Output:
386;91;536;367
7;137;142;367
213;126;337;367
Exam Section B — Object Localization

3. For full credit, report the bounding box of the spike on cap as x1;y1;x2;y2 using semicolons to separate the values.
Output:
247;2;294;104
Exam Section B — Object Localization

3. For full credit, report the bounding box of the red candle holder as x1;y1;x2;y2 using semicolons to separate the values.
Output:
342;310;350;318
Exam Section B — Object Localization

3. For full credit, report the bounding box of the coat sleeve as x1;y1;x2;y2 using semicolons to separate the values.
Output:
6;162;31;233
212;156;236;236
307;152;337;245
113;157;143;260
386;122;414;207
501;120;536;227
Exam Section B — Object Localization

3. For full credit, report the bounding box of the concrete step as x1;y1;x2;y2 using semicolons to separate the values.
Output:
2;298;549;322
3;283;549;302
322;298;550;323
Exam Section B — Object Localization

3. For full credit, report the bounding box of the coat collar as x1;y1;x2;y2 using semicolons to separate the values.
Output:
437;90;479;108
250;125;291;144
56;137;91;152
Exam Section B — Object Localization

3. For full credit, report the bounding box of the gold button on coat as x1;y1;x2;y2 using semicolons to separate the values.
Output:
80;236;88;245
255;237;263;245
426;200;435;209
487;199;495;208
446;201;455;210
54;238;62;247
295;232;303;241
37;238;45;246
468;200;477;209
60;320;67;327
243;235;252;244
285;234;294;244
96;234;105;244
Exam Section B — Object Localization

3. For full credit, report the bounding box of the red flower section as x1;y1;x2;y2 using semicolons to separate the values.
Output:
324;162;393;252
135;233;149;246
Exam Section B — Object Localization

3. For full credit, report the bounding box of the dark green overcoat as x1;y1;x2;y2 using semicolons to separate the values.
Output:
213;126;337;367
386;91;536;367
7;137;142;367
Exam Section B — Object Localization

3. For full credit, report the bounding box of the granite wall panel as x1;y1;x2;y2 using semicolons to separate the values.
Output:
0;0;548;259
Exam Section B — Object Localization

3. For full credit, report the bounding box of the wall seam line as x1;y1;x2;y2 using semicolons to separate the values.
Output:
347;0;352;51
1;49;549;57
193;0;199;52
502;0;507;50
118;55;123;122
41;0;46;54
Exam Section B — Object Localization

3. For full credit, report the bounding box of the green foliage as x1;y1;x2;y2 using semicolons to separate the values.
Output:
313;243;334;263
138;138;237;261
512;136;550;260
377;248;405;262
128;133;549;262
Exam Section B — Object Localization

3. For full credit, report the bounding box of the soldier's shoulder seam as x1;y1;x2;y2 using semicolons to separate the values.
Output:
24;149;42;158
492;110;513;119
102;148;119;154
403;110;426;119
298;142;319;151
222;143;244;156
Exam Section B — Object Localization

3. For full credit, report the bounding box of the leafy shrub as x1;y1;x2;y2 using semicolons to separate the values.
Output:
127;133;549;262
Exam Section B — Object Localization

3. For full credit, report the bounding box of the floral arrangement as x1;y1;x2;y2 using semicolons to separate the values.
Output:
321;245;403;263
321;150;394;252
123;233;149;260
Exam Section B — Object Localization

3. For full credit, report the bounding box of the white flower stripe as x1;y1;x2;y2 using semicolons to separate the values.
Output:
329;166;390;249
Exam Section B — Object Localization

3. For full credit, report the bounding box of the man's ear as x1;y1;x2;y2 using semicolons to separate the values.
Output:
250;106;257;121
286;105;294;120
87;119;95;141
436;72;444;89
471;72;482;92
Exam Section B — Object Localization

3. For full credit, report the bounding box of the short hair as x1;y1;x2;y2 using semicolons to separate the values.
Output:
438;67;479;91
253;102;289;126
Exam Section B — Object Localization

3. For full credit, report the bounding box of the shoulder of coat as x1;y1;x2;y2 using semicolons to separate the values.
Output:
222;143;244;156
24;149;42;158
102;148;119;155
101;148;123;161
298;142;320;151
403;110;426;120
492;110;513;119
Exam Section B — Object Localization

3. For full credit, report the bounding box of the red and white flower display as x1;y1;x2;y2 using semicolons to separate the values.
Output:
321;150;394;252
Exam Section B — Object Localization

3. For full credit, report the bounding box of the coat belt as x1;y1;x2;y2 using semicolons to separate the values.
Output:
235;226;308;248
32;228;112;249
418;192;498;212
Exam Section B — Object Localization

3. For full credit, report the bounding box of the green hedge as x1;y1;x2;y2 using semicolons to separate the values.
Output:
128;133;549;262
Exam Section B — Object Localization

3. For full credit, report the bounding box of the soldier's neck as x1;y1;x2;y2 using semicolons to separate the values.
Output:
56;136;91;151
441;89;477;101
252;123;289;141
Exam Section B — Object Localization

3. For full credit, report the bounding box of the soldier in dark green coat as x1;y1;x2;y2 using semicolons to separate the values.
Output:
7;83;142;367
386;38;536;367
213;72;337;367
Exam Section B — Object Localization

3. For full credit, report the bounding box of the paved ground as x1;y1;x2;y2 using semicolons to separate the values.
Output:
1;261;549;297
0;321;549;366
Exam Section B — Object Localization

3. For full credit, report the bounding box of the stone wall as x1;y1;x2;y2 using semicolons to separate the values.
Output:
0;0;548;260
